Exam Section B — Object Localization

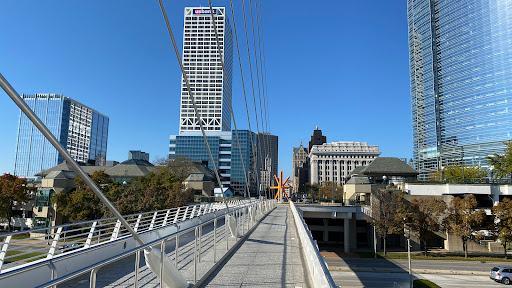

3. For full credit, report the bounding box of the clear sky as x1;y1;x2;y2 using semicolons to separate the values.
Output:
0;0;411;179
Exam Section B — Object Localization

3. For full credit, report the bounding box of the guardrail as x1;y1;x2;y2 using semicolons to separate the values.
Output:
0;201;241;272
0;199;276;288
289;201;337;288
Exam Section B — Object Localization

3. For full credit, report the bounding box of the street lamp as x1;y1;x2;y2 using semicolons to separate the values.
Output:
373;220;377;259
405;226;412;288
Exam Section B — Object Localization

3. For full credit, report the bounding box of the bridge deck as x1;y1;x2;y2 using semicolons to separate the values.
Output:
200;206;311;288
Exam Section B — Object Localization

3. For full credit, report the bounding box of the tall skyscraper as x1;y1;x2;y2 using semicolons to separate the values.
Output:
179;7;233;133
292;143;309;193
14;94;109;176
408;1;512;179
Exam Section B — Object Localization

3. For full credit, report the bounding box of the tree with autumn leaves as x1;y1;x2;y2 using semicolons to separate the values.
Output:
370;186;407;255
0;173;35;232
445;194;486;258
52;161;195;221
491;198;512;258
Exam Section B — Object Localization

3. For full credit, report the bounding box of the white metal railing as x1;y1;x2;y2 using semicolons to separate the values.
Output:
0;199;276;288
0;200;241;272
289;201;337;288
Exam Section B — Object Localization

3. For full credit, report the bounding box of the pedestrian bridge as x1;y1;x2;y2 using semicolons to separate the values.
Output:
0;199;335;287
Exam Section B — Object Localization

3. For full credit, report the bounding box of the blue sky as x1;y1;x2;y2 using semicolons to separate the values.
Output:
0;0;411;179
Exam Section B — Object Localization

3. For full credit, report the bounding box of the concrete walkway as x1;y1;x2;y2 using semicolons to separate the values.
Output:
200;206;311;288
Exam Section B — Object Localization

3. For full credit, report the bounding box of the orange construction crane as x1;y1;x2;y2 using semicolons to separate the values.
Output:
270;171;293;202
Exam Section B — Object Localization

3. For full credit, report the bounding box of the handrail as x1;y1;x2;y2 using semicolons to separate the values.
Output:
0;200;253;273
0;199;276;288
289;201;337;288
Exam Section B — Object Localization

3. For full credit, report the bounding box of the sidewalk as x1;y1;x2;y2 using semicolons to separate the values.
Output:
199;206;311;288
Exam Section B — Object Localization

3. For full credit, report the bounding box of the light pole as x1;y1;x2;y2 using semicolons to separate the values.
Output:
406;227;412;288
373;220;377;259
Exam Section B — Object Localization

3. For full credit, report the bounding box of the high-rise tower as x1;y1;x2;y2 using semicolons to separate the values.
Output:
179;7;233;133
14;94;109;176
408;0;512;179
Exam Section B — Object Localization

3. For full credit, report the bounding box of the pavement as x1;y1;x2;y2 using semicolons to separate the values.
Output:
324;257;505;275
200;206;311;288
324;254;510;287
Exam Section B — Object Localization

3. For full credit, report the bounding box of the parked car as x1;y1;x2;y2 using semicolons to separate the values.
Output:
490;266;512;284
59;243;83;253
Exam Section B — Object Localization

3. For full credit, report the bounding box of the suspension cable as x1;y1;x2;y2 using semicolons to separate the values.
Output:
250;0;272;194
205;2;251;198
157;0;229;210
227;0;263;198
257;0;271;136
240;0;267;198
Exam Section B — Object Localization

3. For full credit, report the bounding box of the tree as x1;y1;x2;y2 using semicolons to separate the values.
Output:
319;181;343;201
407;197;447;255
52;171;112;222
0;174;34;232
491;198;512;258
304;183;320;202
431;165;488;183
371;186;407;255
445;195;486;257
487;140;512;179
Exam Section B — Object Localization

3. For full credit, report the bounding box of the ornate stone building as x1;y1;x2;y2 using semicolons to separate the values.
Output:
309;142;380;186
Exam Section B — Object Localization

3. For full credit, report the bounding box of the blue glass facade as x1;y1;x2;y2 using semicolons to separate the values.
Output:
169;130;260;196
408;0;512;179
14;94;109;176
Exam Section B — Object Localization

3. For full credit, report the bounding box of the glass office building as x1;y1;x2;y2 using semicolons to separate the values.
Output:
169;130;260;196
14;94;109;176
408;0;512;179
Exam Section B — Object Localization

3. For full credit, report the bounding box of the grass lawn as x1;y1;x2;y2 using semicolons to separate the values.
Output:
357;251;512;262
5;250;46;263
414;279;440;288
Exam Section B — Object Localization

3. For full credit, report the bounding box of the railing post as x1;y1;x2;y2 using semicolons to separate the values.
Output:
162;209;170;227
0;235;12;271
48;261;57;288
110;220;122;241
213;218;217;263
84;221;98;248
190;205;197;219
173;208;181;223
225;214;229;250
47;227;63;259
160;239;165;288
194;227;198;283
175;226;180;267
89;267;98;288
149;211;158;230
135;250;141;288
198;224;202;262
182;206;189;221
134;214;142;232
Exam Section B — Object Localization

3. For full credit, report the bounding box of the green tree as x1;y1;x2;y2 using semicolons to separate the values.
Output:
445;195;486;258
53;171;112;222
407;197;447;255
491;198;512;258
0;174;34;232
304;183;320;202
371;186;407;255
487;140;512;179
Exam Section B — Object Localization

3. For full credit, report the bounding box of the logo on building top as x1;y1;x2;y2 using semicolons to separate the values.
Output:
193;8;216;15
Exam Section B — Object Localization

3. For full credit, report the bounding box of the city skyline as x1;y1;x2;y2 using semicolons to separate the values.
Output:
0;1;412;179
